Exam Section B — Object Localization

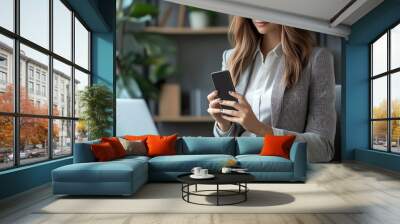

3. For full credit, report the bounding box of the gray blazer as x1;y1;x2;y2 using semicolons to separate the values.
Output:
213;47;336;162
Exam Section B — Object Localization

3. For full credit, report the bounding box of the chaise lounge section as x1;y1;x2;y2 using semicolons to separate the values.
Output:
52;137;307;196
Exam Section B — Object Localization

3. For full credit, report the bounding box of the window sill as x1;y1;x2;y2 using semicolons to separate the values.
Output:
355;148;400;172
0;156;72;176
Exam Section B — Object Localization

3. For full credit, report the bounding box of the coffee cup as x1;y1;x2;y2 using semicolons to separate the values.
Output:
191;167;202;176
199;169;208;176
221;167;232;174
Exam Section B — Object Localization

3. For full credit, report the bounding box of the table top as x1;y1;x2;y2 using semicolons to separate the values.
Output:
177;172;255;185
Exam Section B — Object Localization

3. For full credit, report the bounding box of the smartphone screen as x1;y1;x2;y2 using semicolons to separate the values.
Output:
211;70;238;110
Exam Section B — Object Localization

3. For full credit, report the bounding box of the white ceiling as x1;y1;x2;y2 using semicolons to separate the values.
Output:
226;0;352;21
164;0;384;37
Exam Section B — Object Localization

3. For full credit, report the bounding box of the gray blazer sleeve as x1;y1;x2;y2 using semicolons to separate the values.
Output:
213;50;236;137
273;49;336;162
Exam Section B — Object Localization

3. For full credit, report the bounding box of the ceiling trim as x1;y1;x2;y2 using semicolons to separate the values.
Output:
165;0;351;37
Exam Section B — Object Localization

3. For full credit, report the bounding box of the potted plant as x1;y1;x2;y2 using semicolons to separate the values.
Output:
116;0;177;114
187;7;215;29
79;84;113;140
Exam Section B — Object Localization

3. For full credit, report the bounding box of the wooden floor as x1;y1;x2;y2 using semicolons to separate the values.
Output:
1;162;400;224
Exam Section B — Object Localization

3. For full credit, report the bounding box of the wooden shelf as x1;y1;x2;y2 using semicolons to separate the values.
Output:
154;115;214;123
143;26;228;35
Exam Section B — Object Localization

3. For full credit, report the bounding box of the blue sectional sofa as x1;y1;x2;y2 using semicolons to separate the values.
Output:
52;137;307;196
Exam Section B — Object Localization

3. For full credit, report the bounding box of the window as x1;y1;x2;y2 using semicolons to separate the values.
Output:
42;85;46;97
28;81;34;94
20;0;49;49
75;18;90;70
0;0;91;170
370;23;400;154
28;67;34;80
0;35;13;113
0;0;14;32
53;0;72;60
0;55;7;67
35;83;40;95
0;71;6;84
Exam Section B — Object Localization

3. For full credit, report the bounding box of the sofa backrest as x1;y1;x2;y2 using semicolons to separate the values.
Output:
236;137;264;155
177;137;235;155
74;139;100;163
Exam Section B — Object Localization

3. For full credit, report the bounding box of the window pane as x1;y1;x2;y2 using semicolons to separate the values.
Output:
391;120;400;153
20;0;49;49
0;35;14;112
20;44;49;115
75;120;88;143
391;24;400;70
74;69;89;118
53;119;72;157
53;59;72;117
74;18;89;70
391;72;400;118
372;33;387;76
0;0;14;31
372;77;387;119
20;117;49;165
53;0;72;60
372;121;388;151
0;116;13;170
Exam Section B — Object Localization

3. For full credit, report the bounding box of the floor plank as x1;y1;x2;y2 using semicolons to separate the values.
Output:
1;162;400;224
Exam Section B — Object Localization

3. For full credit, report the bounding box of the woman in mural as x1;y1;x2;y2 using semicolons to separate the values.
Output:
208;17;336;162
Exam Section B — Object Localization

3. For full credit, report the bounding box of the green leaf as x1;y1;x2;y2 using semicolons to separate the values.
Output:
130;3;158;19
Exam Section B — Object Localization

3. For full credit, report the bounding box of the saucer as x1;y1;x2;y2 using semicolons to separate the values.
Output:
190;174;215;179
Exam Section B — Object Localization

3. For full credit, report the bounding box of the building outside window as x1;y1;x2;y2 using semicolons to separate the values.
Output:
0;54;7;89
370;23;400;153
0;0;91;170
28;66;34;80
28;81;34;94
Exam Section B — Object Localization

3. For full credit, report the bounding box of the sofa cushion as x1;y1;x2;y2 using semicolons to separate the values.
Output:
260;135;296;159
118;138;147;156
147;134;177;157
53;158;147;183
149;154;235;172
236;137;263;155
91;142;118;161
236;155;293;172
179;137;235;155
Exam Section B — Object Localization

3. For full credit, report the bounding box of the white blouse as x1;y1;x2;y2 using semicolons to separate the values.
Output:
216;43;283;137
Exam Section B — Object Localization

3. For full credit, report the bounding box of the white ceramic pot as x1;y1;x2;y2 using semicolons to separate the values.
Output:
189;11;209;29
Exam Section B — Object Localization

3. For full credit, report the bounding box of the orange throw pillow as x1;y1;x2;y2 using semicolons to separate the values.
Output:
124;135;149;141
91;142;117;162
260;135;296;159
101;137;126;158
146;134;177;157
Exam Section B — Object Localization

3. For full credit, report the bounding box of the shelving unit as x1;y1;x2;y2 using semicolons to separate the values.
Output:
154;115;214;123
143;26;228;35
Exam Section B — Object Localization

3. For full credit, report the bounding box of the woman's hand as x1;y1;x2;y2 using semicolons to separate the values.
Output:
219;91;273;136
207;90;231;132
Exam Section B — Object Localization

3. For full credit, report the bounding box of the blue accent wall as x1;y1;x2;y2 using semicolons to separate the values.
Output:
344;0;400;171
0;0;116;200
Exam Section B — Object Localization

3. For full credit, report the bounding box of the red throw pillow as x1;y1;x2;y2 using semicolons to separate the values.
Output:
91;142;117;162
101;137;126;158
146;134;177;157
260;135;296;159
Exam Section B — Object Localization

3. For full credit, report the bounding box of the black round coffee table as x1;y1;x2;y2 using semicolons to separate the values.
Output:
177;173;255;206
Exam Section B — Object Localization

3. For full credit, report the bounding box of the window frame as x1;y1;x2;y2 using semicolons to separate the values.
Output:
370;20;400;154
0;0;92;171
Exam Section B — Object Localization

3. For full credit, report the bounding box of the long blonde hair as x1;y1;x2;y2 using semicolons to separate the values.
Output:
228;17;315;88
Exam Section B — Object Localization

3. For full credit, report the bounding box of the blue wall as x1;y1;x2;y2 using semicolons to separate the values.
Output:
344;0;400;171
0;0;116;200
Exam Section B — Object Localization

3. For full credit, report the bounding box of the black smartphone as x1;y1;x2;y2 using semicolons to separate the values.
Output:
211;70;238;110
